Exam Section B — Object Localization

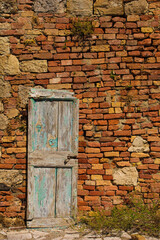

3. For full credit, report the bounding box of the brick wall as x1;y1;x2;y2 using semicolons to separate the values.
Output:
0;0;160;225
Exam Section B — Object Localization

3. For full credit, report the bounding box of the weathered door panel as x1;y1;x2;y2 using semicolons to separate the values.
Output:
58;101;73;152
31;100;58;152
27;89;79;228
33;167;56;218
56;168;72;218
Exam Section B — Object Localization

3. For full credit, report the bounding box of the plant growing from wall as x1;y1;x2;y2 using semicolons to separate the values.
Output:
70;18;94;46
23;38;36;47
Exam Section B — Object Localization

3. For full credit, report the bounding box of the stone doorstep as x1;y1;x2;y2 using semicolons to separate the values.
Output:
7;231;32;240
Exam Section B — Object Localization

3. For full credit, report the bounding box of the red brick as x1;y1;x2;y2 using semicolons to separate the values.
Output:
34;52;53;59
85;148;100;153
119;186;133;191
89;191;106;196
114;130;131;136
116;190;127;196
104;113;125;119
102;175;113;180
88;142;100;147
87;169;105;175
0;164;14;169
36;35;47;41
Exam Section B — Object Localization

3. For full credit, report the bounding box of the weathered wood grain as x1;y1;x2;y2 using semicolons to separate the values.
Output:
72;99;79;156
27;166;34;220
58;101;72;152
30;89;74;99
56;168;72;217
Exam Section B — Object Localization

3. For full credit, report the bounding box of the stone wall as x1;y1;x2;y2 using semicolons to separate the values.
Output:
0;0;160;226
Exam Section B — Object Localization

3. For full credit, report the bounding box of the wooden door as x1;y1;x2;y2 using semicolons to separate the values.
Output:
27;89;79;228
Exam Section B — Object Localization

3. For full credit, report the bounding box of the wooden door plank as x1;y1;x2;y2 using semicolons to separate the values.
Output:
27;166;34;220
30;89;75;99
72;99;79;155
33;167;56;218
43;101;58;151
56;168;72;218
58;101;73;152
71;161;78;217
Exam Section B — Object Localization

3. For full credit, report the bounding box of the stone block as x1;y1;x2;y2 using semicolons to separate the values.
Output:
94;0;124;16
20;60;47;73
128;136;149;153
34;0;66;13
0;101;4;111
0;37;10;55
0;55;20;75
0;0;18;14
113;167;138;186
18;85;44;108
125;0;148;15
67;0;93;16
18;85;31;108
6;109;19;119
0;170;23;187
0;114;8;130
0;78;11;98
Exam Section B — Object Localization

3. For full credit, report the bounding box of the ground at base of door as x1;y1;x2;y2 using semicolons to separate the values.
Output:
0;228;159;240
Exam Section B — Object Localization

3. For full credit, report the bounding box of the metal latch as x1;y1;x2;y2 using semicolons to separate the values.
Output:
64;155;71;164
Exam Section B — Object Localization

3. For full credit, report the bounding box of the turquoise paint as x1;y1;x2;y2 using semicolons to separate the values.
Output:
75;136;78;142
49;138;58;148
36;125;42;132
33;101;48;151
65;169;72;202
34;174;47;208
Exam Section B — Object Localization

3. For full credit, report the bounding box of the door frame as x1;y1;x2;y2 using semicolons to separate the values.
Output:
27;89;79;228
